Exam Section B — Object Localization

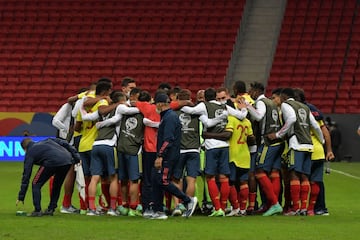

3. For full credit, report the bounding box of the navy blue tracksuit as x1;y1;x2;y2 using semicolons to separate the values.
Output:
152;108;191;212
18;138;81;212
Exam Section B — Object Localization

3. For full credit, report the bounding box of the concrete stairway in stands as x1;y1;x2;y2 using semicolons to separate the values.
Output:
231;0;286;88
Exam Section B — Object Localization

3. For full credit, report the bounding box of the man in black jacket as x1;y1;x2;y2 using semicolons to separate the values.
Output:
16;138;81;217
151;93;197;219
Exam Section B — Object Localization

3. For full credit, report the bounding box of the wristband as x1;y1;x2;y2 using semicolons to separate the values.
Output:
249;145;257;153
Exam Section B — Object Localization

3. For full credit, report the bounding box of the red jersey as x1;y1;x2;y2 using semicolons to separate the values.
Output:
136;101;180;152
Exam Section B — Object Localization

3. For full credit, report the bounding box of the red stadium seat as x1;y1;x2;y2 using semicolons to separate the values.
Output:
0;0;247;112
0;0;358;114
268;0;358;113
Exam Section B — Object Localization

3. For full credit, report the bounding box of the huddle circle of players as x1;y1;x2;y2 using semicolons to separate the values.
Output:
49;77;332;218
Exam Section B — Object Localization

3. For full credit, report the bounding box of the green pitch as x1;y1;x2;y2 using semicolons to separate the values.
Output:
0;162;359;240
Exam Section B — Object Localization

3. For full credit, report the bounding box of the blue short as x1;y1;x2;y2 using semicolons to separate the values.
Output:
90;145;117;176
229;162;249;183
288;149;311;175
118;152;141;181
79;151;92;177
256;143;283;172
204;147;230;176
309;160;324;182
173;152;201;179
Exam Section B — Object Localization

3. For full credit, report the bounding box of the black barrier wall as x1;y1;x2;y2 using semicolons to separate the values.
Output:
326;114;360;162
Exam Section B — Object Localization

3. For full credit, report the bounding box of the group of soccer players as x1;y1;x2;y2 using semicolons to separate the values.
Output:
51;77;333;218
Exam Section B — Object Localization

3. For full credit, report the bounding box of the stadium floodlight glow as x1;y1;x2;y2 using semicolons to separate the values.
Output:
0;137;49;161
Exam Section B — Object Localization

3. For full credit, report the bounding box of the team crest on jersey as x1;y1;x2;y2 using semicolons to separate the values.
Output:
271;109;278;122
179;113;191;128
298;108;308;127
125;117;138;131
215;108;227;128
215;109;224;118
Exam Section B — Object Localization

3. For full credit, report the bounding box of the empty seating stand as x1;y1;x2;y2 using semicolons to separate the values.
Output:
268;0;359;113
0;0;245;112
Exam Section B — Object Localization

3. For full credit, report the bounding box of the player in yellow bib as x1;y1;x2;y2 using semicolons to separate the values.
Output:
226;115;253;216
203;115;253;216
75;80;113;213
232;81;258;213
226;116;253;169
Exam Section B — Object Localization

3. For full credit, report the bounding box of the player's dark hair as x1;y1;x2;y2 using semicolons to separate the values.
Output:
250;82;265;92
280;88;295;99
138;90;152;102
95;81;112;95
169;86;181;95
154;89;169;99
205;87;216;101
233;80;247;95
110;90;126;103
177;89;191;100
77;88;88;94
121;77;135;87
293;88;306;103
130;87;141;97
158;82;172;91
216;87;229;94
271;88;283;96
97;77;112;84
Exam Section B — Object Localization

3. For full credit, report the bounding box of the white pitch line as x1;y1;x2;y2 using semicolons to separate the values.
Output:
330;169;360;180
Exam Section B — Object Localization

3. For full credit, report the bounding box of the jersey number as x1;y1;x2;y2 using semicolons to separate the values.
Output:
236;125;248;144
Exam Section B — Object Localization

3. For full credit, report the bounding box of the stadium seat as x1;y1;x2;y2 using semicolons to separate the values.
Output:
0;0;246;111
1;0;358;114
268;0;359;113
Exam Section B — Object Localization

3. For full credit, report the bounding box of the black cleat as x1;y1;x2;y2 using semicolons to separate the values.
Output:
28;211;43;217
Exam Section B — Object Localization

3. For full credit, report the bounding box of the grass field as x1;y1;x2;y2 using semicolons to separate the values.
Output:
0;162;359;240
